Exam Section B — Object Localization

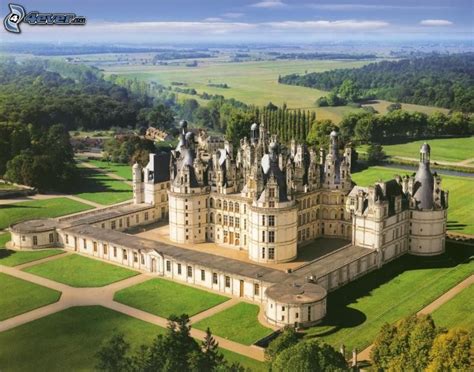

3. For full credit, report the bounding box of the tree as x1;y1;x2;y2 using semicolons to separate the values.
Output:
272;339;347;372
366;143;385;165
307;119;337;148
96;333;132;372
338;79;360;102
387;102;402;112
265;326;299;361
427;328;472;371
225;109;257;149
371;315;437;371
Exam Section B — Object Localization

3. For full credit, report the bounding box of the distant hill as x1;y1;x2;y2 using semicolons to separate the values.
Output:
279;54;474;112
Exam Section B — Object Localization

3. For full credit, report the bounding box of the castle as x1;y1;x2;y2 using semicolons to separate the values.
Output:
9;121;448;328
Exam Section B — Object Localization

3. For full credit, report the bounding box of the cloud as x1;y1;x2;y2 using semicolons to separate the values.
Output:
307;4;450;11
265;20;390;30
251;1;286;8
222;12;244;18
204;17;223;22
420;19;453;26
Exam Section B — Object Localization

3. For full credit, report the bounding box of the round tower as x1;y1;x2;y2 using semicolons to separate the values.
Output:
132;162;143;204
409;143;446;256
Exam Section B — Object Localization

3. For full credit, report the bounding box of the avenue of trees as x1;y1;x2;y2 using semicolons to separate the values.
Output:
371;314;472;371
280;54;474;112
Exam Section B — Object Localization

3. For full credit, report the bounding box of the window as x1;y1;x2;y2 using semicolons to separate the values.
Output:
49;233;54;243
223;215;228;226
111;221;116;230
307;306;311;320
83;239;87;249
243;205;246;214
145;212;149;221
235;203;239;212
229;202;233;212
119;219;123;228
262;247;266;259
177;263;182;275
254;283;260;296
223;200;227;210
281;315;285;321
229;216;234;227
33;236;38;246
243;219;247;229
225;276;230;288
141;254;145;265
187;266;193;277
22;235;25;241
262;231;265;242
133;252;138;263
262;215;266;226
201;270;205;281
93;242;97;252
268;231;275;243
268;215;275;226
296;312;299;319
269;188;275;198
65;234;69;244
101;223;105;229
123;250;128;260
269;247;275;260
282;306;285;311
126;217;130;227
166;260;171;272
269;201;275;208
136;215;139;223
113;246;117;257
213;273;218;284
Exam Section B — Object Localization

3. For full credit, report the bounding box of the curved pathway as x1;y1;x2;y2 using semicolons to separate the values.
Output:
356;274;474;363
0;254;266;361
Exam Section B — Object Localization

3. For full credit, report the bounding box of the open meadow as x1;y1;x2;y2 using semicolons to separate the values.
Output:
104;60;447;123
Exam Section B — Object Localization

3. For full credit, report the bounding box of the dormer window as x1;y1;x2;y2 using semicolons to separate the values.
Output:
269;188;275;198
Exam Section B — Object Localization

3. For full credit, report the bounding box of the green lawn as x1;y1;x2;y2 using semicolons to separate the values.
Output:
0;272;61;321
194;302;273;345
359;137;474;163
352;166;474;235
431;283;474;332
114;277;229;318
24;254;138;287
79;159;133;181
304;242;474;352
0;197;93;230
0;306;265;371
71;166;132;205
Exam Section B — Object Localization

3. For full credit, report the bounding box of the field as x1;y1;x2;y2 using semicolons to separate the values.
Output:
104;60;448;124
352;166;474;235
305;242;474;352
71;166;132;205
0;306;265;371
431;284;474;332
78;159;133;181
0;272;61;321
114;277;229;318
24;254;138;287
359;137;474;164
193;302;273;345
0;197;93;230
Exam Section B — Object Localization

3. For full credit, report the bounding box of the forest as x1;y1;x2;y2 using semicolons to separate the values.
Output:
279;54;474;112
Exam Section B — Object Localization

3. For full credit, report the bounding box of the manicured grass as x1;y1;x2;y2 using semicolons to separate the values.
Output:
304;242;474;352
352;166;474;235
71;166;132;205
0;306;165;371
194;302;273;345
359;137;474;163
220;348;267;372
80;159;133;181
0;272;61;321
114;277;229;318
431;283;474;332
0;197;93;230
24;254;138;287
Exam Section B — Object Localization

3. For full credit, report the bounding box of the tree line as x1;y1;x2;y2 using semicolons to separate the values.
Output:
279;54;474;112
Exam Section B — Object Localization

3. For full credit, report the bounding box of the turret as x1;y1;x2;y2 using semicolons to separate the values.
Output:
132;162;143;204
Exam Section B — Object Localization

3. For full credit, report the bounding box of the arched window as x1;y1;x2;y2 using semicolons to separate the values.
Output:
217;214;222;224
210;198;214;208
223;200;227;211
210;212;214;223
234;203;239;213
229;202;233;212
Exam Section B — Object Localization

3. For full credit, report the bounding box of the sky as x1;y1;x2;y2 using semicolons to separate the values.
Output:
1;0;473;44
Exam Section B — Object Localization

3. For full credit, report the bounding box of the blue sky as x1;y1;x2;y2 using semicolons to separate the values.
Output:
1;0;473;43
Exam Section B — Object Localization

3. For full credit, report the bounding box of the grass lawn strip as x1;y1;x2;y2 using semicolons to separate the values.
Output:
0;197;93;230
82;159;133;181
0;272;61;321
0;306;265;372
114;277;229;318
24;254;138;287
193;302;273;346
431;283;474;332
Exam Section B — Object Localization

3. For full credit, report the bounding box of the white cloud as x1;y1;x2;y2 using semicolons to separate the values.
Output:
251;1;287;8
222;12;244;18
204;17;223;22
265;20;389;30
307;4;449;11
420;19;453;26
